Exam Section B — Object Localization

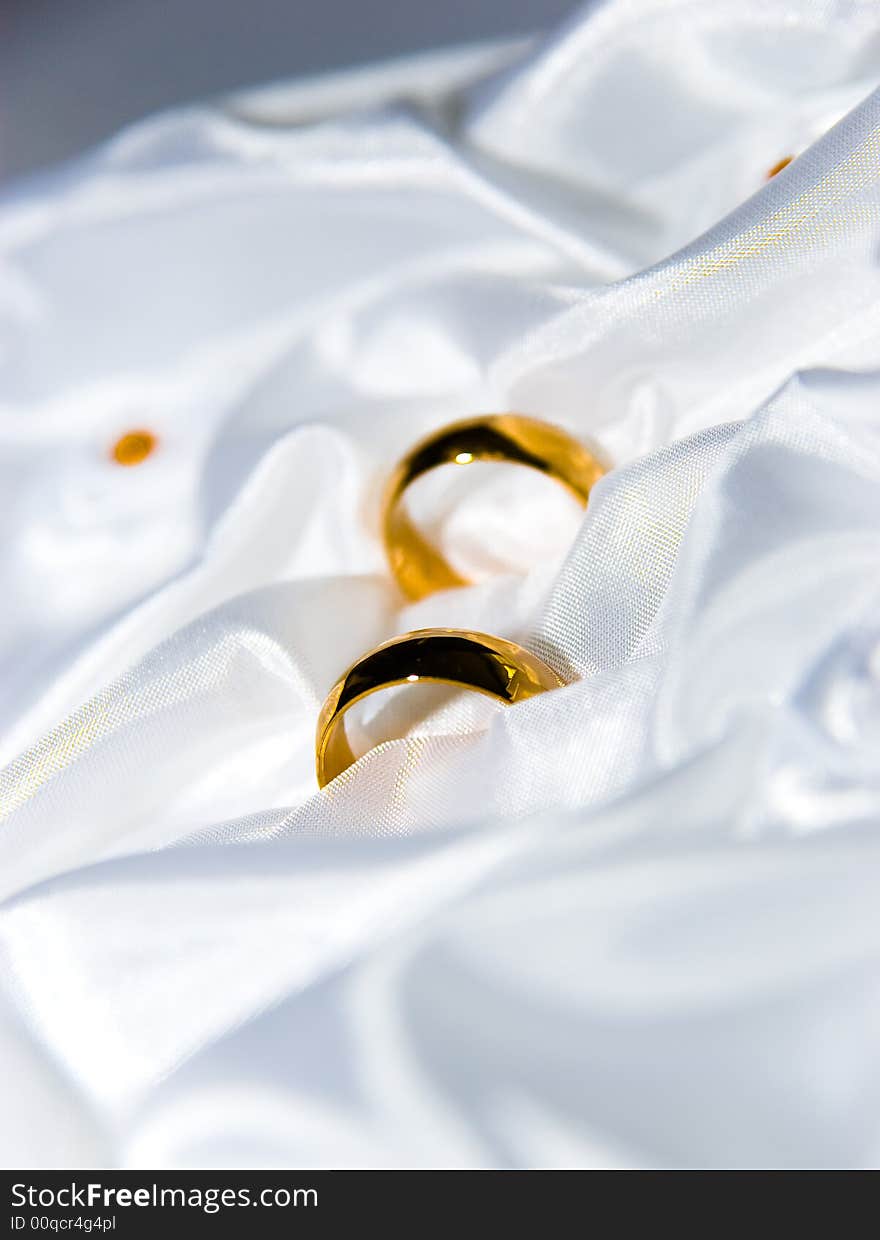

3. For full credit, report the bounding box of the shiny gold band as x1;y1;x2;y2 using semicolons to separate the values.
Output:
315;627;564;787
382;413;606;600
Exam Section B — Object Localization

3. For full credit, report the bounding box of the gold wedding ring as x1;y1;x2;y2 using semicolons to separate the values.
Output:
315;627;564;787
382;414;606;600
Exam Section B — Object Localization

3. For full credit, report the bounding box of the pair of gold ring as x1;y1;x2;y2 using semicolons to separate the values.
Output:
316;414;606;787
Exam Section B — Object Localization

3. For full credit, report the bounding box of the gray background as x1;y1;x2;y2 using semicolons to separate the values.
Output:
0;0;575;182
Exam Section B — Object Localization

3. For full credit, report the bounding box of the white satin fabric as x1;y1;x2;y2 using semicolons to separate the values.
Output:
3;0;880;1169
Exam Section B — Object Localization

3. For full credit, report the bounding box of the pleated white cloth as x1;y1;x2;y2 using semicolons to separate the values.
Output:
3;0;880;1169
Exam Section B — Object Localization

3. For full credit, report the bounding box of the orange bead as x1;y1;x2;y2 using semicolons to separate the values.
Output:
110;429;158;467
766;156;793;179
